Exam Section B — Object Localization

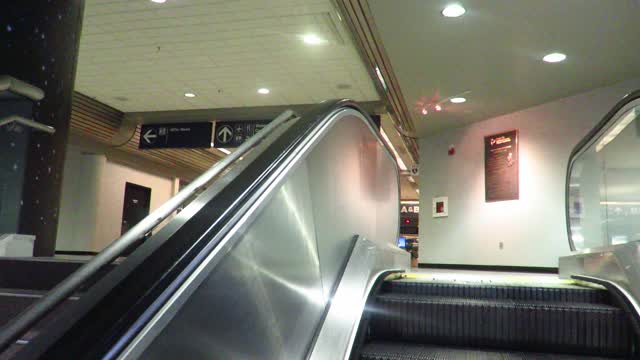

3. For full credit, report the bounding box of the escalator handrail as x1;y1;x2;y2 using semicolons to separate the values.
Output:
565;89;640;251
0;109;299;353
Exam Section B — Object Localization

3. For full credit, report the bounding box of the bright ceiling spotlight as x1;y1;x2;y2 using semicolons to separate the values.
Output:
258;88;270;94
302;34;325;45
421;108;428;115
543;52;567;63
151;0;166;3
184;92;196;98
434;104;443;112
450;97;466;103
442;4;466;18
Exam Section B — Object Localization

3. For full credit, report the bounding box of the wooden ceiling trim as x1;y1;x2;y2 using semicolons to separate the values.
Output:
69;92;222;177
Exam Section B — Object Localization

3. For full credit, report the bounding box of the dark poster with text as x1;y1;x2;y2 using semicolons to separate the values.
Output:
484;130;519;202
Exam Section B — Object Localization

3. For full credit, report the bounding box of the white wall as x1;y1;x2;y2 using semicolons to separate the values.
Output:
93;160;175;251
56;148;104;251
57;146;177;252
419;79;640;267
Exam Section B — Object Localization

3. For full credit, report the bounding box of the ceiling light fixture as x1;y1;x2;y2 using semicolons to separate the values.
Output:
421;108;428;115
151;0;166;3
450;97;466;103
442;4;466;17
542;52;567;63
258;88;270;94
434;104;442;112
302;34;325;45
184;92;196;98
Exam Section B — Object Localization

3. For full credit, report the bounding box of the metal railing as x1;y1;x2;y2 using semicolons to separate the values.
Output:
0;109;299;353
0;115;55;134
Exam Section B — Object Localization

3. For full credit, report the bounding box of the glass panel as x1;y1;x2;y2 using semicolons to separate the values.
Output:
569;102;640;250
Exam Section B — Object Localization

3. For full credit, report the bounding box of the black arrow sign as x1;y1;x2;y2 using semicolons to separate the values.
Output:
138;122;213;150
214;120;270;148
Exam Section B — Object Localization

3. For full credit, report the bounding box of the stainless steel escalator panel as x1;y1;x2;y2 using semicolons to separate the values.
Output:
118;108;406;359
140;164;325;360
309;237;406;360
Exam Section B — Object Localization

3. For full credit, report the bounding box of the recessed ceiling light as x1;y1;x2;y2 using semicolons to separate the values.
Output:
184;92;196;98
542;52;566;63
258;88;270;94
442;4;466;17
302;34;325;45
450;97;466;103
151;0;166;3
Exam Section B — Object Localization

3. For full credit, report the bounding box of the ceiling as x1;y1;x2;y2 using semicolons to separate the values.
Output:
368;0;640;136
77;0;379;112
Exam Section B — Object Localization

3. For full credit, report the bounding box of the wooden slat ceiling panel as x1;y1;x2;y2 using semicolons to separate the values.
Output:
70;92;221;176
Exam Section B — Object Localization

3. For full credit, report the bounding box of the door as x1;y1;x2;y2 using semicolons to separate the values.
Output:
121;182;152;235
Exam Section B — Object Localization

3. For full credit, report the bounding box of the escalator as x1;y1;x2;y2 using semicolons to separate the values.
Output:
347;91;640;359
0;93;639;359
353;278;638;359
0;100;408;359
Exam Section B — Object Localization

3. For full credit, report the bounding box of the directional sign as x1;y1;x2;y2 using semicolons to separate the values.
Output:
214;120;270;148
138;122;213;150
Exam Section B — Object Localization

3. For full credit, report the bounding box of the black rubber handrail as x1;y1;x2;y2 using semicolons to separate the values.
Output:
564;89;640;251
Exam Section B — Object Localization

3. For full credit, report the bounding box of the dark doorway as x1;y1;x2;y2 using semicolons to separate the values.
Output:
121;182;152;235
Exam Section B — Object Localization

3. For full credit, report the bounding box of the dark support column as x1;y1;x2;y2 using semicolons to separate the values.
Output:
0;1;85;256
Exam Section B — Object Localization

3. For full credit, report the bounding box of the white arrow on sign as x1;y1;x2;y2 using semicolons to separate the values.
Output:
217;125;233;144
143;129;157;144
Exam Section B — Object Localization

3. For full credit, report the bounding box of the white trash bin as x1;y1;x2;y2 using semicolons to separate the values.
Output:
0;234;35;257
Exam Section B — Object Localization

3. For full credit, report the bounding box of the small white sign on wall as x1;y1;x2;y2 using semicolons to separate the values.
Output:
432;196;448;218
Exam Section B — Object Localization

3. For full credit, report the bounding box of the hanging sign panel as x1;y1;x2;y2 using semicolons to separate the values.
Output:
138;122;213;150
484;130;519;202
214;120;270;148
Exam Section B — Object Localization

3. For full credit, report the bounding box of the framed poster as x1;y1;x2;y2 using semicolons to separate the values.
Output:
484;130;519;202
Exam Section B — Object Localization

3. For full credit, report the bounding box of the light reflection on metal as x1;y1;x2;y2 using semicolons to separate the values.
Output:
380;128;407;171
596;108;637;152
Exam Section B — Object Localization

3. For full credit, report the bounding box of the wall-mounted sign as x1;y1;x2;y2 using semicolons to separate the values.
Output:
484;130;519;202
432;196;448;218
214;120;270;148
400;202;419;235
138;122;213;150
401;204;419;214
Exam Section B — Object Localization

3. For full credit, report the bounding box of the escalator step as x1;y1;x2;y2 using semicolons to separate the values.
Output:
369;294;634;357
382;281;610;304
359;341;623;360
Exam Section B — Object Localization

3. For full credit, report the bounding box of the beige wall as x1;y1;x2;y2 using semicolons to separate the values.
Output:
418;79;640;267
57;146;178;252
